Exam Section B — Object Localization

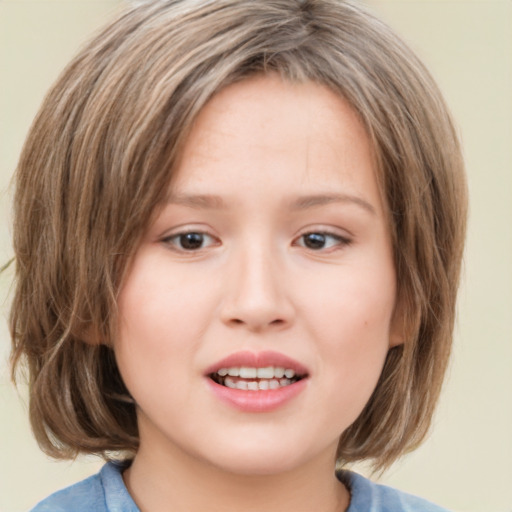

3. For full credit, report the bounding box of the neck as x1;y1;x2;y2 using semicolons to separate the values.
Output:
123;439;349;512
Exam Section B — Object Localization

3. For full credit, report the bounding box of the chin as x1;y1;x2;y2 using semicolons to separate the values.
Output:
212;454;303;477
198;437;319;477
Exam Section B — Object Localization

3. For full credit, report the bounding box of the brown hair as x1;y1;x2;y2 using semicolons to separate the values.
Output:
10;0;467;470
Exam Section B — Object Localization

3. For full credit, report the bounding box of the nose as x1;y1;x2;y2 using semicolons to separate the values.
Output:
220;243;295;332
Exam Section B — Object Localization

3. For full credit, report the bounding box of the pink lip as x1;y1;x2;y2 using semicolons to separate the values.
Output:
204;350;309;375
204;350;309;413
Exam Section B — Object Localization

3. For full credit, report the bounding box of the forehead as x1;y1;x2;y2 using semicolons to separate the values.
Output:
169;74;384;216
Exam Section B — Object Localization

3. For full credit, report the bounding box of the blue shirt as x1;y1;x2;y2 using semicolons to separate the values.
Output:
31;462;449;511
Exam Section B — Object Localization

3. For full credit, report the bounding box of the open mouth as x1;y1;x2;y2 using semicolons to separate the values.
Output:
209;366;307;391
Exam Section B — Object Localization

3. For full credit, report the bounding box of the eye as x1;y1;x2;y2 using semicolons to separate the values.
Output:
295;231;351;251
162;231;218;251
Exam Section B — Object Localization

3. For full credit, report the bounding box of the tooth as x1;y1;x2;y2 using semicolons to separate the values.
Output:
257;366;274;378
235;380;248;390
239;367;257;378
280;378;291;387
225;377;236;389
227;367;240;377
247;381;258;391
258;380;269;390
274;367;285;378
269;379;279;390
284;369;295;378
217;368;228;376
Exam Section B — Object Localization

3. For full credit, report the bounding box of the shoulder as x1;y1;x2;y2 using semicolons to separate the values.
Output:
30;470;106;512
30;462;138;512
339;470;451;512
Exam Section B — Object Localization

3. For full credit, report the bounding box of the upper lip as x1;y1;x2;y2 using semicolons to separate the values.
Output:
205;350;309;376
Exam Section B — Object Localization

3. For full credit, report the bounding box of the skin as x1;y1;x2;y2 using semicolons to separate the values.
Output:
115;74;402;512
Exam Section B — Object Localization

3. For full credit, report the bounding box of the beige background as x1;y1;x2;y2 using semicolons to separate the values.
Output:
1;1;511;511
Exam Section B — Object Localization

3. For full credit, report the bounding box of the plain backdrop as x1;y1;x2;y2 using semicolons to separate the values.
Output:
1;1;511;511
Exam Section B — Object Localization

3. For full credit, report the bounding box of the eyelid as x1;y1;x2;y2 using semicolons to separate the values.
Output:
293;227;353;251
160;228;220;252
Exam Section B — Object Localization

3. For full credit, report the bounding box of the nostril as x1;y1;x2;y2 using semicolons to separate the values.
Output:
228;317;286;329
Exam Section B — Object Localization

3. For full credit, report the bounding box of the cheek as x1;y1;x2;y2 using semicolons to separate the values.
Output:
299;262;396;405
114;291;202;419
300;259;396;343
113;255;206;394
116;253;215;348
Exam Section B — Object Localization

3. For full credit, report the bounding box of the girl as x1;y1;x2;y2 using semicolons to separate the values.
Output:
9;1;467;510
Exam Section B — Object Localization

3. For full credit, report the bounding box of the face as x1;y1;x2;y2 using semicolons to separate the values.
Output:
115;74;401;476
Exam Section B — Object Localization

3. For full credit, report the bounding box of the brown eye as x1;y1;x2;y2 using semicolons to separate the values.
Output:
296;232;351;251
302;233;327;249
163;232;216;251
179;233;204;250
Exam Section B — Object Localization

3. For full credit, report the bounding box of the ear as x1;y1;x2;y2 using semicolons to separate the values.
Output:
79;323;106;346
389;326;405;348
388;294;411;348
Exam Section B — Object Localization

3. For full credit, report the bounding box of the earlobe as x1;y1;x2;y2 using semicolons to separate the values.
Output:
389;328;405;348
79;324;106;346
388;295;415;348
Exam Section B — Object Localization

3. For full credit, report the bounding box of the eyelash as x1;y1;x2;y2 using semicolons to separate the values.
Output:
161;229;352;253
161;231;219;252
294;231;352;251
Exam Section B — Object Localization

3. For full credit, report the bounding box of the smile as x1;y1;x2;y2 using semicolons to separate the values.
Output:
205;351;309;412
210;366;304;390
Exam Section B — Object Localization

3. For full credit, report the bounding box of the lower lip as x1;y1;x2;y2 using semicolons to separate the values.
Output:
206;378;307;413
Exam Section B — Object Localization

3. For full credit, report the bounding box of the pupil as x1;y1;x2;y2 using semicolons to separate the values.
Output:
180;233;203;249
304;233;325;249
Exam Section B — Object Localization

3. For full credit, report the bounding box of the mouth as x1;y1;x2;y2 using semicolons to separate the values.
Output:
205;351;309;412
209;365;306;391
205;350;309;391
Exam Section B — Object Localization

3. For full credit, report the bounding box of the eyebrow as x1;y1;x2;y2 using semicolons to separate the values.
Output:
166;192;376;215
166;193;226;209
290;193;376;215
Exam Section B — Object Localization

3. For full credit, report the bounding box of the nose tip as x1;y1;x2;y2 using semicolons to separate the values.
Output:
219;251;294;332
